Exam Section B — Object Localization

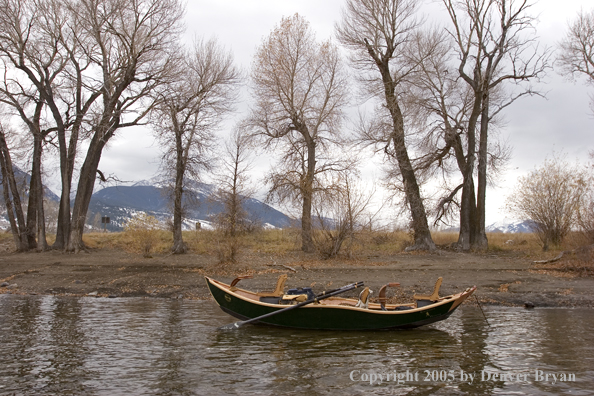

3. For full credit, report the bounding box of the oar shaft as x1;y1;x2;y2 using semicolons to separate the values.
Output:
223;281;364;329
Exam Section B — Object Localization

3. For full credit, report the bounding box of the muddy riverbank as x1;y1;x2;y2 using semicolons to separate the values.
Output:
1;247;593;308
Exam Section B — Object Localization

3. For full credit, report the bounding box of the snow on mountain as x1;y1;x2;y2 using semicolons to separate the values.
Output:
486;218;537;233
87;181;291;231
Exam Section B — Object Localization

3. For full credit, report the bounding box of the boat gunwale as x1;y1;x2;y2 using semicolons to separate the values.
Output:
205;276;475;315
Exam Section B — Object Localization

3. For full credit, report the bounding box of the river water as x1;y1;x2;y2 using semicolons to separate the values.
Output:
0;295;593;395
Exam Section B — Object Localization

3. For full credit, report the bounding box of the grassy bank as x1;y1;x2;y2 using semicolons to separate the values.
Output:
1;227;587;259
1;227;591;269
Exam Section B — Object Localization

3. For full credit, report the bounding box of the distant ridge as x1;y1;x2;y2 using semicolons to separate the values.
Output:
87;181;292;231
486;219;537;233
441;219;537;233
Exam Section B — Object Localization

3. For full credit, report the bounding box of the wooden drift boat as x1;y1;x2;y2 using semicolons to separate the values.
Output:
207;275;476;331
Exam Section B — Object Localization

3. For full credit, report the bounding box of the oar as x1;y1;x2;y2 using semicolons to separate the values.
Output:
219;281;364;330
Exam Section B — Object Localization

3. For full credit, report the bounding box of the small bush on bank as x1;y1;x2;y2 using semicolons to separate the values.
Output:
123;214;164;258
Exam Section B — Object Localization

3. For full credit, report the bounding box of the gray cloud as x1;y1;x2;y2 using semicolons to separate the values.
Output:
91;0;593;224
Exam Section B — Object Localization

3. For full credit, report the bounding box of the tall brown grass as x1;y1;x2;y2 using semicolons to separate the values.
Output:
3;227;589;259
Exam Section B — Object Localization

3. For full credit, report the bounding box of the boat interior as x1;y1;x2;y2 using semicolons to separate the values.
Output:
213;274;454;311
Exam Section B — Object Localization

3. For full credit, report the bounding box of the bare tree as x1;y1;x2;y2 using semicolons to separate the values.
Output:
209;128;257;263
0;0;184;252
213;127;256;238
507;156;587;251
336;0;436;251
558;8;594;113
313;173;377;259
0;0;72;250
442;0;549;250
248;14;349;253
153;38;239;254
400;28;509;233
67;0;184;251
0;0;105;250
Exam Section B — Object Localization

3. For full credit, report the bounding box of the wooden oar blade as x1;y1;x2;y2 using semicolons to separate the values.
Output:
219;321;243;330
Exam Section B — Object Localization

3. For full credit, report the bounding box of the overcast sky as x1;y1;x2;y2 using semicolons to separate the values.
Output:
96;0;593;226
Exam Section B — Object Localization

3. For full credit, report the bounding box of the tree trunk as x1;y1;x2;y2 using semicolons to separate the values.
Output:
374;58;435;251
0;163;21;250
171;135;187;254
458;175;477;251
229;186;238;238
25;157;39;250
26;134;48;250
387;92;435;251
457;88;482;251
67;136;106;252
474;93;490;250
0;134;29;251
50;108;73;251
392;140;435;249
301;138;316;253
53;184;71;250
36;191;48;251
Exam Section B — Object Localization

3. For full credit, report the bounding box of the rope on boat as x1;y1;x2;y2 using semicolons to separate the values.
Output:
474;294;490;327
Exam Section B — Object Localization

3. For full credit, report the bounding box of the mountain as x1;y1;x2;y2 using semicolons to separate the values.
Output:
485;219;537;233
0;165;60;202
0;166;61;230
441;219;537;233
87;181;292;231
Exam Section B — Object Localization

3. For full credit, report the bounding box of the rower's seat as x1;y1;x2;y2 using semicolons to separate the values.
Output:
257;274;288;298
355;287;371;309
378;282;400;311
414;277;443;301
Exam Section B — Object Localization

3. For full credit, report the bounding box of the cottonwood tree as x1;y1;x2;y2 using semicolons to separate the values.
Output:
336;0;436;251
442;0;549;250
0;0;102;250
558;8;594;113
67;0;184;251
0;0;185;252
507;157;587;251
397;30;471;228
0;0;72;250
153;38;239;254
401;29;509;232
248;14;349;253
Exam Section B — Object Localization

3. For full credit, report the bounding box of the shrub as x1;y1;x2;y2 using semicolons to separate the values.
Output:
507;156;587;251
124;214;162;257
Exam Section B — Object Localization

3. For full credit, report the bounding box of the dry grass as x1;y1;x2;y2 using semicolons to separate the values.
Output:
3;228;591;277
531;245;594;277
83;228;546;257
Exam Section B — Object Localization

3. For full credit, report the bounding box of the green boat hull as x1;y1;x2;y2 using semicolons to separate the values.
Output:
206;277;474;330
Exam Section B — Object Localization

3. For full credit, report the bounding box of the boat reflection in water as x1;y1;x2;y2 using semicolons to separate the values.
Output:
0;294;592;395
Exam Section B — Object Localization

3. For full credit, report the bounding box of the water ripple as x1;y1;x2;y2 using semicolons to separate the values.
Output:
0;295;592;395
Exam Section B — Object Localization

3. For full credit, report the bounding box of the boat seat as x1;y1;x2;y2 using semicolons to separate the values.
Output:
281;294;307;303
229;275;253;291
414;277;443;301
378;282;400;311
355;287;371;309
256;274;288;298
